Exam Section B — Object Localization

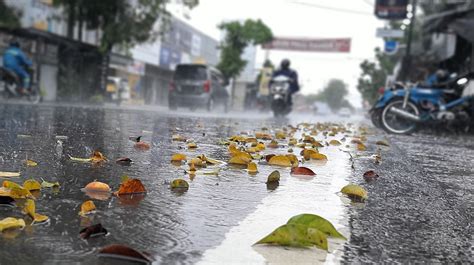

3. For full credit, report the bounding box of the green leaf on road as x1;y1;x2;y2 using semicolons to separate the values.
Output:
41;180;60;188
255;223;328;250
341;184;368;202
170;179;189;190
266;170;280;184
287;214;346;240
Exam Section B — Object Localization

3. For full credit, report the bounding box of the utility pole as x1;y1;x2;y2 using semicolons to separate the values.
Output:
401;0;418;81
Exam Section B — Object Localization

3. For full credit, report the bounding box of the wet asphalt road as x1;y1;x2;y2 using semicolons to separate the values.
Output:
0;102;472;264
342;129;474;263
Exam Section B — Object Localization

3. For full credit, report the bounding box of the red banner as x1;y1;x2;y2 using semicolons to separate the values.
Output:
263;37;351;53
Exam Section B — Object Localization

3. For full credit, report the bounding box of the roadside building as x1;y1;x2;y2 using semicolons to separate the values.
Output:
2;0;220;105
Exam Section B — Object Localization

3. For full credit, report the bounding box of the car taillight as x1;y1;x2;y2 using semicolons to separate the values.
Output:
169;81;175;91
378;87;385;94
203;80;211;93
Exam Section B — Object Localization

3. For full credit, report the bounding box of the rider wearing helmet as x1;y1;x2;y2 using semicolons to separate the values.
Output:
2;39;33;94
272;59;299;104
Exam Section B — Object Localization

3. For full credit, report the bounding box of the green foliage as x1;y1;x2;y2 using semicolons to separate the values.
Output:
314;79;350;111
53;0;197;51
217;19;273;80
357;48;397;105
0;2;20;28
287;213;346;240
255;213;346;250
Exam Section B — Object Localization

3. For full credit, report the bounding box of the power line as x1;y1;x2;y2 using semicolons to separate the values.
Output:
289;1;373;16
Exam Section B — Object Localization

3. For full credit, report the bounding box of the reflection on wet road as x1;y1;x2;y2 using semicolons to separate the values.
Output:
0;104;356;265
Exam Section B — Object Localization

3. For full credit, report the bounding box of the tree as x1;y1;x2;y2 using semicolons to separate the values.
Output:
357;47;397;105
217;19;273;80
0;1;20;28
52;0;198;93
314;79;350;111
53;0;199;50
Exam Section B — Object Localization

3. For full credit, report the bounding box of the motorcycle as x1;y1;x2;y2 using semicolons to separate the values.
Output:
270;75;292;117
0;66;41;104
370;73;474;134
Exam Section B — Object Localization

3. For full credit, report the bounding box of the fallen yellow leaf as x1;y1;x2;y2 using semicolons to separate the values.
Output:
268;155;292;167
229;155;251;165
26;160;38;167
187;142;198;149
0;217;25;232
23;179;41;191
171;153;187;162
79;200;96;216
357;143;367;151
247;162;258;174
310;153;328;161
341;184;368;202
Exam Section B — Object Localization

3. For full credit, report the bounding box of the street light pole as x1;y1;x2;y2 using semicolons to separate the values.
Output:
401;0;418;81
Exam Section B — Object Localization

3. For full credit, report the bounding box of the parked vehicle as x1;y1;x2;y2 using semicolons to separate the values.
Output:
370;73;474;134
168;64;229;112
0;66;41;103
106;77;130;104
270;75;292;117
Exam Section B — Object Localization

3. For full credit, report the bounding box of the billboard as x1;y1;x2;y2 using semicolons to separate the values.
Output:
263;37;351;53
374;0;408;20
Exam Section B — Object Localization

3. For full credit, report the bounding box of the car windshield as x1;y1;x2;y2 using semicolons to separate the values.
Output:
175;65;207;80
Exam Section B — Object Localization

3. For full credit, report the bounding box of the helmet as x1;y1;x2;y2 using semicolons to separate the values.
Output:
280;59;290;70
9;39;20;48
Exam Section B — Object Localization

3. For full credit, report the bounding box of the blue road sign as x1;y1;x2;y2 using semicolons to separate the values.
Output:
384;40;398;53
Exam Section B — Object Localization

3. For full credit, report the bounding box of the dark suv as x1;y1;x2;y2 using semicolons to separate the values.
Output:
168;64;229;112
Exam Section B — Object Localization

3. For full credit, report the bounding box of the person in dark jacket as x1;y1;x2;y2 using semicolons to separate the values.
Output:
271;59;299;104
2;40;32;94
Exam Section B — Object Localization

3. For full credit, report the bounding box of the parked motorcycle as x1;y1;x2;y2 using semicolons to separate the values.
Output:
370;73;474;134
0;66;41;104
270;75;292;117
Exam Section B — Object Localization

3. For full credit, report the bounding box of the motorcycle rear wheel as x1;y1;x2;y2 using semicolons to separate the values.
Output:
381;99;419;134
27;87;42;104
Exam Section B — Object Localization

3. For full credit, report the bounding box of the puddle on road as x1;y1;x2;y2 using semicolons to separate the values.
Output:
198;145;352;265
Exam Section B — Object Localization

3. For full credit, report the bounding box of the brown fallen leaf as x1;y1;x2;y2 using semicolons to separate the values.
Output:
375;140;390;147
134;142;150;150
115;179;146;196
265;154;275;162
98;244;153;263
117;193;146;206
290;167;316;176
116;157;132;166
363;170;379;182
91;151;107;163
80;223;108;239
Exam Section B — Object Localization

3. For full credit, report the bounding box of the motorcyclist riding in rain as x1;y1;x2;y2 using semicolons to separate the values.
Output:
271;59;299;104
2;39;32;95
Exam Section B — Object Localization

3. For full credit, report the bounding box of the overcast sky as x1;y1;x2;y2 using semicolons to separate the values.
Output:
175;0;385;107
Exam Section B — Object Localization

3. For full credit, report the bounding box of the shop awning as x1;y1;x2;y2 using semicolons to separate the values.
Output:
423;7;474;42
